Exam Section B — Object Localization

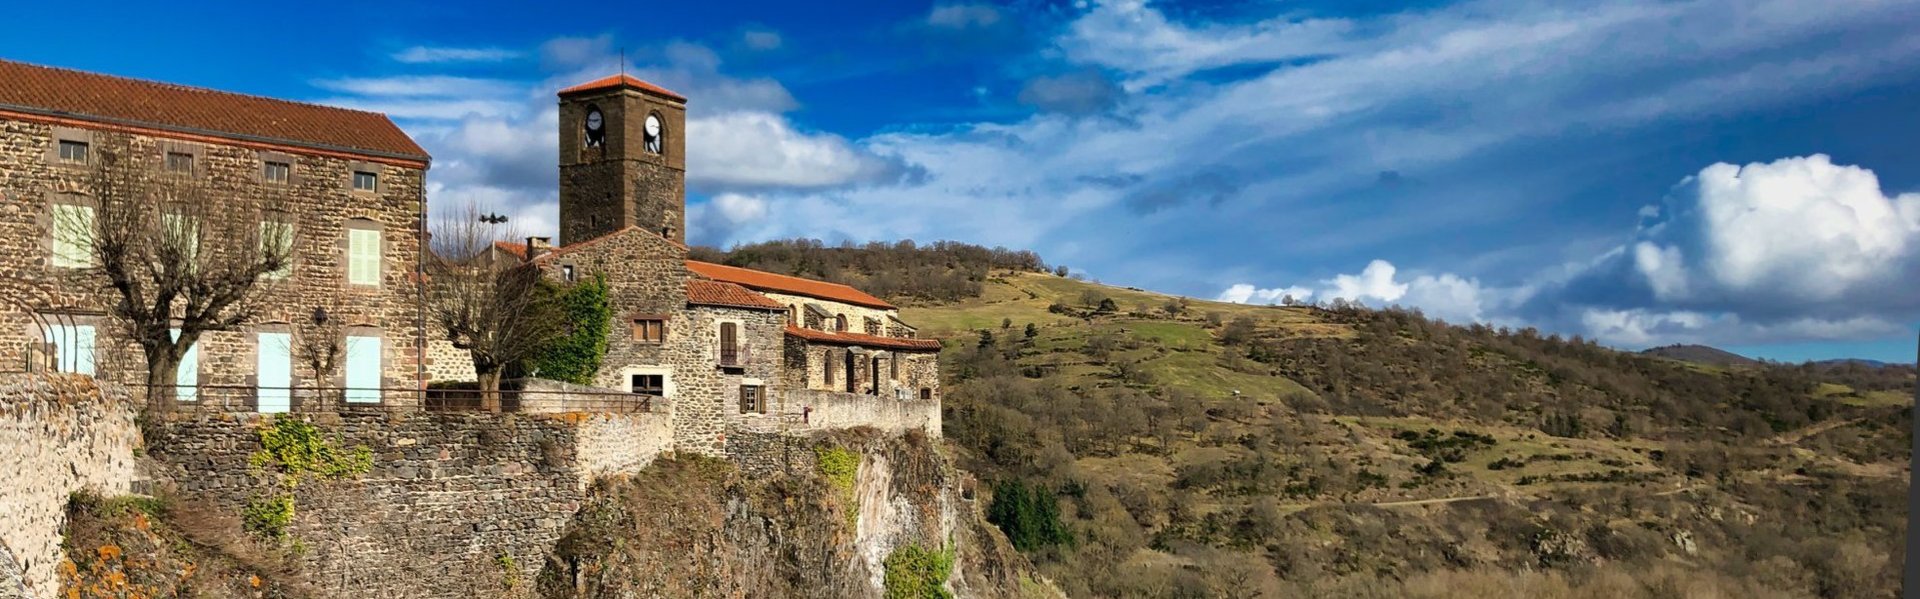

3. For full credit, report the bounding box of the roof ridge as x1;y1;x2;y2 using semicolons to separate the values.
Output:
0;58;396;119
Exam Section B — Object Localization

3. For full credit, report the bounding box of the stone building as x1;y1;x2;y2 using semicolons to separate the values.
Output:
0;59;430;410
469;74;944;455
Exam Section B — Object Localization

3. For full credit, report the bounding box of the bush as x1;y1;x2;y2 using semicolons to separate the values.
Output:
884;544;956;599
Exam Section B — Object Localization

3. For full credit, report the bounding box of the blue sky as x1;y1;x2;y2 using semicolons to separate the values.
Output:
6;0;1918;363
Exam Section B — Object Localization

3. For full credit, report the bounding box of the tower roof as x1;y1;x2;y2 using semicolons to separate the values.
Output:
557;74;686;102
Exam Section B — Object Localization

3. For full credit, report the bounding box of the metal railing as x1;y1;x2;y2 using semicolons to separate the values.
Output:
134;384;657;414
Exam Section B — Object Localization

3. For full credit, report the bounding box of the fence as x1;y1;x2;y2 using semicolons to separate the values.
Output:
126;383;656;414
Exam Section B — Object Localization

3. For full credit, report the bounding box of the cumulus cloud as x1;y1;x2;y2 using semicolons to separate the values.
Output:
688;112;916;190
688;193;771;244
1219;260;1492;324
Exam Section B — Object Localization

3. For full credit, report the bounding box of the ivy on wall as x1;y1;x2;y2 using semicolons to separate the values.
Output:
519;274;611;385
243;417;373;542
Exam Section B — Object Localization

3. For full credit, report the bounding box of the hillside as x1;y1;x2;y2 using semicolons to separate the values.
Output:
892;270;1911;597
1639;344;1762;367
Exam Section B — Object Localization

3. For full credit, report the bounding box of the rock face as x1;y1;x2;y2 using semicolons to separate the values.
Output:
538;431;1047;599
0;375;138;599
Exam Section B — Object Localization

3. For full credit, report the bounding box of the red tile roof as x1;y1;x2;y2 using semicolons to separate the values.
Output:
686;261;896;310
785;326;942;352
557;74;687;102
687;280;786;311
0;59;428;164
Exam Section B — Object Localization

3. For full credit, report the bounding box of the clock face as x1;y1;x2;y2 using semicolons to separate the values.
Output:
643;114;663;154
583;107;606;148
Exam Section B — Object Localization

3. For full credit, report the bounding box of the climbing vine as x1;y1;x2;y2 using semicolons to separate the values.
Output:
519;274;611;384
244;417;373;543
882;543;955;599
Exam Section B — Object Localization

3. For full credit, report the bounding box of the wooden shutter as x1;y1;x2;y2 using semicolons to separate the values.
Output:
344;334;382;403
720;322;739;365
348;228;381;285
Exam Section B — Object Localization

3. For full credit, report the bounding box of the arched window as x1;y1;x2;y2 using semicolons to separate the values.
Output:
823;350;837;386
835;314;848;332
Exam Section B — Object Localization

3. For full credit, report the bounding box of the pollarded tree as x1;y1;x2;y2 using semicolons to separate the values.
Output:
63;146;295;410
423;204;563;411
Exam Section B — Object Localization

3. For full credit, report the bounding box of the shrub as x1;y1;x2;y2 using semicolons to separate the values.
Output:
884;544;955;599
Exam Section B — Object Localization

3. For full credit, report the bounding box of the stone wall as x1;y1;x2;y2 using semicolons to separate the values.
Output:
146;405;670;599
424;338;477;383
0;116;428;402
0;375;138;599
782;388;941;435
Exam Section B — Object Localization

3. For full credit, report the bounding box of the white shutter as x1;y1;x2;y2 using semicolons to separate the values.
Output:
345;335;382;403
257;332;291;413
348;228;381;285
170;328;198;402
51;204;93;267
43;324;96;375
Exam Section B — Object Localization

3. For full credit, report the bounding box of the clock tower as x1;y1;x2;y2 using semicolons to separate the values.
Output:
557;74;688;245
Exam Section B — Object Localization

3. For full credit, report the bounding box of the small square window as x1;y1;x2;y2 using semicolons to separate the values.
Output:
58;140;89;163
562;265;576;282
352;171;378;191
630;374;664;396
739;385;765;414
632;319;665;343
165;152;194;173
264;161;291;183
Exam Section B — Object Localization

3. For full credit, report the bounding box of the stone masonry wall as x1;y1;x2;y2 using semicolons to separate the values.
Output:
0;116;427;401
424;338;477;383
0;375;138;599
147;406;668;599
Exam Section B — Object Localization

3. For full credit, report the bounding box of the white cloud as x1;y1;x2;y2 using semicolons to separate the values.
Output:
742;29;783;51
927;4;1004;30
1218;260;1492;323
392;46;521;64
1059;0;1356;89
687;112;909;190
313;76;522;98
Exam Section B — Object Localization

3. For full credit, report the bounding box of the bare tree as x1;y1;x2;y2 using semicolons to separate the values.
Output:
424;204;561;411
297;303;346;408
64;144;294;410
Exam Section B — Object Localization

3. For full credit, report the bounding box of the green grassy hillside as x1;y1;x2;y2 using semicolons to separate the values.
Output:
909;270;1912;598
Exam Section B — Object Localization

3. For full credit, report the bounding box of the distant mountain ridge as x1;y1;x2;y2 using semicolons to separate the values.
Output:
1639;343;1761;366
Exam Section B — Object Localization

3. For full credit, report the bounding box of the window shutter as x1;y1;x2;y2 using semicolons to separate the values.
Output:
345;335;382;403
51;204;93;267
348;229;381;285
719;322;739;365
171;328;198;401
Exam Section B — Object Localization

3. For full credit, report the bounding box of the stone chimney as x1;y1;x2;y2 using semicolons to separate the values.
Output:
525;236;552;259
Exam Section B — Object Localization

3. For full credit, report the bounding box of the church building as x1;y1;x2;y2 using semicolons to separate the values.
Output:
464;74;943;455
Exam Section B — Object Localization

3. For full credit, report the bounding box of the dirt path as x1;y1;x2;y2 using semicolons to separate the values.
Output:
1370;494;1499;508
1769;417;1865;446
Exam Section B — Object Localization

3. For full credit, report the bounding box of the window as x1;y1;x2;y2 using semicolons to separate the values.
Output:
739;385;765;414
562;265;576;282
352;170;378;192
347;227;381;285
43;323;96;376
165;152;194;173
835;314;848;332
260;221;294;279
920;388;933;400
823;350;836;386
58;140;89;163
865;317;881;335
163;211;200;272
256;332;292;413
718;322;740;366
344;334;382;403
51;203;93;268
171;328;199;401
632;318;665;343
891;352;901;381
263;161;291;184
630;374;664;396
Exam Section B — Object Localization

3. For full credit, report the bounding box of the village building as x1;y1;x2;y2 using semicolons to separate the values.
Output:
456;74;944;454
0;58;942;455
0;59;430;410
